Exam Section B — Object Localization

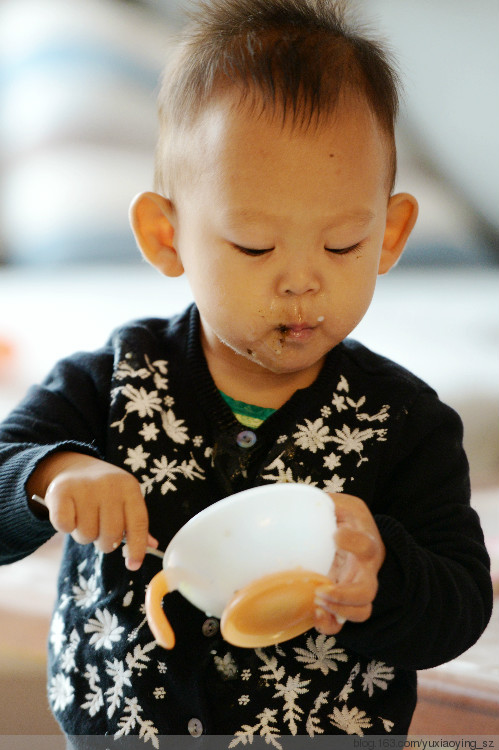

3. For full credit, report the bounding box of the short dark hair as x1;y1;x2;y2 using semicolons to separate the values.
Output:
155;0;400;195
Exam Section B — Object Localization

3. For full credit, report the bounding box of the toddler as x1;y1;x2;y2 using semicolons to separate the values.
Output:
0;0;492;746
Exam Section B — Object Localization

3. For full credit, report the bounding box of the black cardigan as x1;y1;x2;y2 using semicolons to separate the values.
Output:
0;304;492;745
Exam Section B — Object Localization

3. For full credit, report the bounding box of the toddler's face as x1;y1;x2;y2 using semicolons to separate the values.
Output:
172;95;402;381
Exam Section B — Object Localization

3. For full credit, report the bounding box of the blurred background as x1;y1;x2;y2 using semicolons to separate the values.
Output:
0;0;498;739
0;0;498;267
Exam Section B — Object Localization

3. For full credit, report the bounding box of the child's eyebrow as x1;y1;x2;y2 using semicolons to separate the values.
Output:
323;209;376;228
224;207;376;228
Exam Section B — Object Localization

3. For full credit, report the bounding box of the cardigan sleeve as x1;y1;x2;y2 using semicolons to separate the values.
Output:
0;348;114;565
336;389;493;670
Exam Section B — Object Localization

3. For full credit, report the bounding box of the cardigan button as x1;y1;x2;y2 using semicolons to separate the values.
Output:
187;717;203;737
202;617;219;637
236;430;257;448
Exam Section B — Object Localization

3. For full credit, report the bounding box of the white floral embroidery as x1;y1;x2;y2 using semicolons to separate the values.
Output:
274;674;310;735
115;696;160;748
115;355;168;382
124;445;150;472
146;454;204;495
262;375;391;496
126;642;156;674
256;649;310;735
323;451;341;470
306;691;329;736
105;658;133;718
330;425;386;467
49;673;75;712
293;418;335;453
380;717;395;732
50;612;66;656
114;362;150;383
362;661;395;697
60;628;80;673
294;633;348;676
84;608;125;650
140;475;156;495
329;705;372;735
153;372;168;390
346;395;366;411
357;405;390;423
73;572;101;608
161;409;190;444
57;592;72;610
229;708;281;749
111;357;172;434
337;663;361;702
122;589;134;608
81;664;104;717
115;696;140;736
262;456;295;483
214;652;238;679
262;454;318;485
139;423;159;442
337;375;349;392
127;611;150;643
153;687;166;700
257;650;285;685
323;474;346;493
331;425;375;455
123;385;163;419
332;393;349;412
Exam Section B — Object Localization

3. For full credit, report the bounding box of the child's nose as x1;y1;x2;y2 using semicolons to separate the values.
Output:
276;259;321;297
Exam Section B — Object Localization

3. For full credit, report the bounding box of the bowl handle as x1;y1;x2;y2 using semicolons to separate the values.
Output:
221;568;332;648
145;571;175;649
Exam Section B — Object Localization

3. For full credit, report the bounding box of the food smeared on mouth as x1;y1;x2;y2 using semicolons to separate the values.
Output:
266;325;287;355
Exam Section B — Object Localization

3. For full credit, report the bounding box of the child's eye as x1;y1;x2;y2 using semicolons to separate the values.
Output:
233;244;274;256
325;242;362;255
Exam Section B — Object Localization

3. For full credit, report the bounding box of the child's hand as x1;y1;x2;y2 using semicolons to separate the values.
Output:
314;493;385;635
27;451;157;571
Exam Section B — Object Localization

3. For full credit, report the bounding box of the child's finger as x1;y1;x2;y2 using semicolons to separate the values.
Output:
314;605;346;635
123;492;150;571
315;583;374;624
335;526;379;561
95;502;126;554
68;495;101;545
316;596;372;624
122;534;160;564
147;533;159;549
43;491;77;535
317;574;379;604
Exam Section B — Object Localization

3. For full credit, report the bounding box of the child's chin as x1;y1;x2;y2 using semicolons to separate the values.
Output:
257;352;324;376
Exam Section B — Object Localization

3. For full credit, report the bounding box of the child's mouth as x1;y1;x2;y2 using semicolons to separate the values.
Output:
277;323;315;341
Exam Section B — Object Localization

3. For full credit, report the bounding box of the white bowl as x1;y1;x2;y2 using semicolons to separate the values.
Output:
145;483;336;649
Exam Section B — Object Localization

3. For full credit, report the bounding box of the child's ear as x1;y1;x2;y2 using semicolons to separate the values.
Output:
378;193;418;275
129;192;184;277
